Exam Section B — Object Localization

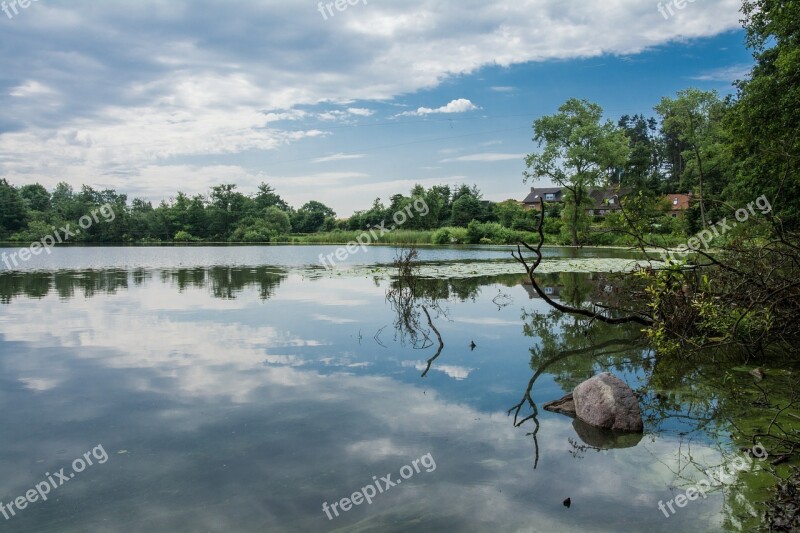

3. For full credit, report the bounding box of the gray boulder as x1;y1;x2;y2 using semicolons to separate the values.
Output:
573;372;643;432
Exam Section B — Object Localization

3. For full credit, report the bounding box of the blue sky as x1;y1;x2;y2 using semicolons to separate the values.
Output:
0;0;752;216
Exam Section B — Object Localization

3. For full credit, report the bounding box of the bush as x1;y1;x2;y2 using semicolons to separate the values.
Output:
542;217;563;235
467;221;504;244
174;230;199;242
448;227;468;244
431;228;451;245
430;227;468;244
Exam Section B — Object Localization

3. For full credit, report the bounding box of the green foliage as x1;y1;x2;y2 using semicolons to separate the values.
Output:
655;89;733;226
174;230;199;242
727;0;800;229
431;228;452;245
291;201;336;233
525;98;631;245
0;179;28;236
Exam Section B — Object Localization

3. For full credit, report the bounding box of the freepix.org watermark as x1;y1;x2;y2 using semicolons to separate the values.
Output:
322;452;436;521
659;195;772;262
317;0;367;21
2;0;39;20
657;0;696;20
658;442;768;519
319;198;429;269
1;203;116;270
1;444;109;521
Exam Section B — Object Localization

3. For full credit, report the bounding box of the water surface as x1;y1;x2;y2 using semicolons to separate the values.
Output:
0;246;750;532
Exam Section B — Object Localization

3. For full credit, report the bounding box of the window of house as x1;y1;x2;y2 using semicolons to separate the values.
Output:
544;287;554;295
673;197;679;205
608;198;615;205
545;193;555;201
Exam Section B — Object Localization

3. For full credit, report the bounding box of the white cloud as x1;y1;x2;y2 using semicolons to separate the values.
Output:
0;0;744;210
346;107;374;116
490;86;516;92
400;98;479;117
691;64;752;82
311;153;366;164
441;153;524;163
9;80;58;98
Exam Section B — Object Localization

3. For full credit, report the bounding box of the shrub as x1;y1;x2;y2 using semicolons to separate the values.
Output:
174;230;198;242
467;221;505;244
431;228;451;245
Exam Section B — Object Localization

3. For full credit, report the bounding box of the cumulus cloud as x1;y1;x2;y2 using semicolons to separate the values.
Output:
441;152;524;163
0;0;743;207
311;153;366;163
691;63;752;82
346;107;375;116
399;98;480;117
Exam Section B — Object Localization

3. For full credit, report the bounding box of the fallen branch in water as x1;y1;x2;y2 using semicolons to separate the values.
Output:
513;198;654;327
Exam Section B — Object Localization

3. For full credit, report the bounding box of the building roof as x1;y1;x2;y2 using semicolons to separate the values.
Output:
522;187;563;204
665;193;692;210
586;187;632;210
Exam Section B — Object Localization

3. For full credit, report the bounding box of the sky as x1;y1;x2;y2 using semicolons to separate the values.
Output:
0;0;753;217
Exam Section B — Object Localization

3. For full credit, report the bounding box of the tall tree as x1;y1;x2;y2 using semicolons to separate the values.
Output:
727;0;800;228
0;179;28;235
525;98;630;245
18;184;51;212
254;182;289;212
655;89;729;228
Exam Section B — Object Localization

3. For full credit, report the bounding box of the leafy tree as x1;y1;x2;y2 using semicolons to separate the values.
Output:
617;115;664;192
726;0;800;229
254;182;290;211
264;206;291;234
525;98;630;245
451;195;484;227
655;89;731;227
428;185;452;226
291;201;336;233
208;184;250;239
0;179;28;235
19;184;51;212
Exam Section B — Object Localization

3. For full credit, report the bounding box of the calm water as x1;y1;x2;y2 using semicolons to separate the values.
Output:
0;246;741;532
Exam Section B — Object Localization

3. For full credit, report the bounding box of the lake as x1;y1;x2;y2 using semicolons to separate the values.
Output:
0;245;759;532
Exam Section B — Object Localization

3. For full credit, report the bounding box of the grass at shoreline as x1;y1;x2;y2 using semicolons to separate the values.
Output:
0;227;688;248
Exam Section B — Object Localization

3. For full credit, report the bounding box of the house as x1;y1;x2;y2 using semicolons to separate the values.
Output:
664;193;691;217
522;186;632;217
586;187;632;217
521;187;564;210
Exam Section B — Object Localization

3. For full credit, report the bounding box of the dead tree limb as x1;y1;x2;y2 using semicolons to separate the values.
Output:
420;305;445;378
513;198;654;326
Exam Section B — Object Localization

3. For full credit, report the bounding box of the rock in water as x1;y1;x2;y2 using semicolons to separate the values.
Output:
573;372;643;433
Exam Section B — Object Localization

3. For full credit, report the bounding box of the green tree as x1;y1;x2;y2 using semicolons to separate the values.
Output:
291;201;336;233
726;0;800;229
254;182;290;211
617;115;664;192
0;179;28;235
264;206;291;234
655;89;730;228
525;98;630;245
451;195;483;227
18;184;51;213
